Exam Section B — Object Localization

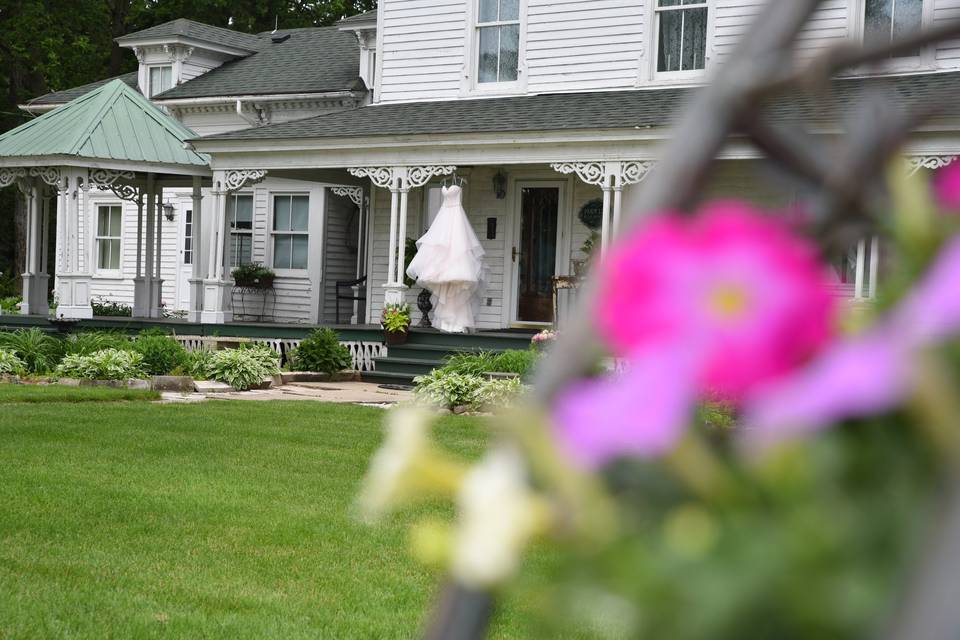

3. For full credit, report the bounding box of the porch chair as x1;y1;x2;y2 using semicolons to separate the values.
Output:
335;276;367;324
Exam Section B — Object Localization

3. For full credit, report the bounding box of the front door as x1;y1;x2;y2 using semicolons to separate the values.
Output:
512;184;562;324
175;201;194;311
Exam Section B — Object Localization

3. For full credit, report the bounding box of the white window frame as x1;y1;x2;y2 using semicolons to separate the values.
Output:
226;192;254;268
651;0;712;82
147;64;174;98
848;0;933;72
268;192;311;275
95;203;124;276
463;0;527;96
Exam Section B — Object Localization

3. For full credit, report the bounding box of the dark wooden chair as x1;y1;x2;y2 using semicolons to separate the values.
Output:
335;276;367;324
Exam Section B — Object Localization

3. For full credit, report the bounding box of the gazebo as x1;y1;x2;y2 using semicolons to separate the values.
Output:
0;79;210;320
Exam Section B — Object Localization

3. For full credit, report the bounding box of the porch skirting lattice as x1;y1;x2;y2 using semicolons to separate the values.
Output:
172;335;387;372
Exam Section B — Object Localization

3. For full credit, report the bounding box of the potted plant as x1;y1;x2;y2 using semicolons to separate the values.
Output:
381;303;412;345
231;263;276;289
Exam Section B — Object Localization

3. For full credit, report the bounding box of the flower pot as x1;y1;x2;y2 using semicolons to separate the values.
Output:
385;329;409;346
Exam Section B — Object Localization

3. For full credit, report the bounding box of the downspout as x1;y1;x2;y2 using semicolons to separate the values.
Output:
235;99;263;127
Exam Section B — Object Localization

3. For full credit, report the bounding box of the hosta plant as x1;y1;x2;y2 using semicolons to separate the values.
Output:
0;328;60;374
55;349;147;381
207;346;280;391
0;349;26;375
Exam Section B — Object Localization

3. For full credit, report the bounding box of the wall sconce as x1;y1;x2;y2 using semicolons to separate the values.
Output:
492;169;507;200
162;202;175;222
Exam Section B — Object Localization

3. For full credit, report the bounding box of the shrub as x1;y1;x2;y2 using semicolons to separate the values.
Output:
474;376;526;410
440;349;540;378
0;328;60;374
289;329;352;374
91;298;132;317
185;349;214;380
0;349;26;375
0;296;21;314
55;349;147;381
132;334;187;376
207;346;280;390
413;370;485;409
59;331;133;357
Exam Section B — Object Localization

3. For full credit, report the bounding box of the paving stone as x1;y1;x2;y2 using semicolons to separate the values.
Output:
193;380;235;393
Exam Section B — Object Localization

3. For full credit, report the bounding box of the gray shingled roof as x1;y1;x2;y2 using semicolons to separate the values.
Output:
197;71;960;142
115;18;260;52
154;27;363;100
25;72;139;108
337;9;377;27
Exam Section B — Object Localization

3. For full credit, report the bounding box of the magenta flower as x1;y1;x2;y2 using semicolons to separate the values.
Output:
552;345;697;468
744;235;960;448
933;161;960;211
595;203;836;400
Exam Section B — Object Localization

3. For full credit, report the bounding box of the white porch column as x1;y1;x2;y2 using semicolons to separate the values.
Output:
348;165;455;307
188;176;204;323
18;179;49;316
48;167;93;319
551;161;656;253
138;173;157;318
153;186;164;316
202;169;266;323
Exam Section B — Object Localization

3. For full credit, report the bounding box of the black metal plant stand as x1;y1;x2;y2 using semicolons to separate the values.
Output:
417;289;434;328
231;286;276;322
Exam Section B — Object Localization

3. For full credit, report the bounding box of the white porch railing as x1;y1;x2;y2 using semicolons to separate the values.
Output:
171;335;386;372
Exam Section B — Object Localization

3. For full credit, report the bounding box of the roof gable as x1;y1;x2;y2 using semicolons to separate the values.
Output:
0;79;208;168
116;18;260;53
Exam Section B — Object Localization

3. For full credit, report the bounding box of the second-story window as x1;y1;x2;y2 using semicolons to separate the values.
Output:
148;65;173;97
863;0;923;48
477;0;520;84
656;0;708;75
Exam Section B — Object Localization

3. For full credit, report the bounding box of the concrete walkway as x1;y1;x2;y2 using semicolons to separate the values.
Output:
160;381;414;406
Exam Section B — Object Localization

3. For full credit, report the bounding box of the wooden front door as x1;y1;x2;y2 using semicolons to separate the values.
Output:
515;186;560;323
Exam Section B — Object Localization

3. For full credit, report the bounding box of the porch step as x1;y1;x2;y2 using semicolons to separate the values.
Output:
360;371;418;387
373;357;443;378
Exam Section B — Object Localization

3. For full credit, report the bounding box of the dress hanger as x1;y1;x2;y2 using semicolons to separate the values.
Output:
442;172;467;188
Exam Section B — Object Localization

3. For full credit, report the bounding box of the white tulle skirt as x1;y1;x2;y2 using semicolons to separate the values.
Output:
406;203;486;333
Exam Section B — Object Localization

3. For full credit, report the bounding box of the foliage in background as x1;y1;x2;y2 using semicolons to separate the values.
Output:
0;328;60;374
132;334;187;376
0;349;26;375
91;298;132;317
206;345;280;390
0;297;21;314
58;331;132;358
55;349;146;380
289;328;352;374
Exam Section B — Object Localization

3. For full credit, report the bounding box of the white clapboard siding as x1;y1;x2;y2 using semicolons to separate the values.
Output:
935;0;960;64
321;192;361;324
378;0;468;102
714;0;850;62
526;0;644;93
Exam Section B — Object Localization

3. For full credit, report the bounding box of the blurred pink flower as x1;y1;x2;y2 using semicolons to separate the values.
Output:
596;203;836;400
552;346;697;468
745;235;960;448
933;161;960;210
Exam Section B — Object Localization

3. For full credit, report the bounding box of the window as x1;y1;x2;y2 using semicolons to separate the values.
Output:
183;209;193;266
96;204;122;271
863;0;923;50
227;194;253;267
148;65;173;97
272;195;309;270
477;0;520;84
655;0;708;74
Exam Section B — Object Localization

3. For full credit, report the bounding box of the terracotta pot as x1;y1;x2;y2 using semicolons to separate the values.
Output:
385;329;409;346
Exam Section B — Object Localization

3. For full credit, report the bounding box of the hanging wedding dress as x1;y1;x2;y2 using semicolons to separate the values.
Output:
406;184;486;333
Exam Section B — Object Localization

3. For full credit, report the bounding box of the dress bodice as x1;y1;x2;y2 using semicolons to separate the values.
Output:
441;185;463;207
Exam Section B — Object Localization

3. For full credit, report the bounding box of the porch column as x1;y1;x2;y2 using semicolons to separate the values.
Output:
188;176;204;323
53;167;93;318
348;165;455;306
19;179;49;315
551;161;656;253
153;185;164;316
137;173;157;318
202;169;266;323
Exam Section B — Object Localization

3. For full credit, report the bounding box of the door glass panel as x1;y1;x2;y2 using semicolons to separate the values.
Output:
517;187;559;323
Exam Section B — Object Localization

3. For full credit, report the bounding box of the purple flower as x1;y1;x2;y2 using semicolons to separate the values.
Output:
933;161;960;211
552;345;697;468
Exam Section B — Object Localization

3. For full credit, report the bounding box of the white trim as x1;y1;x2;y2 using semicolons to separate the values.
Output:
118;35;256;57
462;0;528;97
93;201;124;277
650;0;711;82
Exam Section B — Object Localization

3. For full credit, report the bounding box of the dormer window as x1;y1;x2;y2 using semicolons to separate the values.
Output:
655;0;708;76
863;0;923;48
477;0;520;84
148;65;173;97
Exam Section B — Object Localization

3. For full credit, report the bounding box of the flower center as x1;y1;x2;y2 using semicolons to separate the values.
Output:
707;283;751;321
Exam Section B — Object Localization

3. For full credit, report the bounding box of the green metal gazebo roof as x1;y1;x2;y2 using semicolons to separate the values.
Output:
0;79;209;173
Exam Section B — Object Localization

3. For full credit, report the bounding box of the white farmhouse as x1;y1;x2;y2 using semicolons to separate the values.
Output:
1;1;959;331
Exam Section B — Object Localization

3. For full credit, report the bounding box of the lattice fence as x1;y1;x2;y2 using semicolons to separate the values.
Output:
171;335;385;372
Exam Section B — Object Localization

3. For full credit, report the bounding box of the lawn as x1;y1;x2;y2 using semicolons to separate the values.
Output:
0;389;561;639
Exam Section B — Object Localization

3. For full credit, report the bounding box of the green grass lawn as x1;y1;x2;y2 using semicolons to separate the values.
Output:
0;384;160;403
0;389;562;639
